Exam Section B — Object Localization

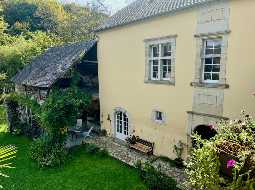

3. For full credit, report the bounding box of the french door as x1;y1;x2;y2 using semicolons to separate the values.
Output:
115;111;129;140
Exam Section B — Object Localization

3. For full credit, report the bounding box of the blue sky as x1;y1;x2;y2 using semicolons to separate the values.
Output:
61;0;133;14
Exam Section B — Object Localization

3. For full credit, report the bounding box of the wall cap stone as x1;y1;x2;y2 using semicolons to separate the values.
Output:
190;82;229;89
194;30;231;38
145;80;175;86
187;111;229;120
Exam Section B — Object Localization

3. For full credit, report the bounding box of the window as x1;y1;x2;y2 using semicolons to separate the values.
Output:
155;111;163;121
202;39;222;83
152;110;166;125
148;40;173;81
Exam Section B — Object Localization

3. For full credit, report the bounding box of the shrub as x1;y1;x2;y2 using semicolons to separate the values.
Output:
30;134;67;168
84;144;100;154
185;136;221;190
97;148;109;157
135;161;178;190
186;111;255;189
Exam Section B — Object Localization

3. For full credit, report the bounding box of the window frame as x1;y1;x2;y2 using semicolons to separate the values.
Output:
152;109;166;125
201;39;222;84
146;38;175;82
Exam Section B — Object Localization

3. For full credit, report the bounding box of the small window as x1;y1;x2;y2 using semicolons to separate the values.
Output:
152;110;166;125
155;111;163;121
202;39;222;83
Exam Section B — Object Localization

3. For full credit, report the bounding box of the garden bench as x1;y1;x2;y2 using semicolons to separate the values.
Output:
129;137;154;155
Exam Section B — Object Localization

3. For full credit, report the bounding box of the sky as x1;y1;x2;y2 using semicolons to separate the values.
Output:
61;0;133;14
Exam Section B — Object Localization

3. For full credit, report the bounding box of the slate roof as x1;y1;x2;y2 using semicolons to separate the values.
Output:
96;0;216;32
12;40;97;88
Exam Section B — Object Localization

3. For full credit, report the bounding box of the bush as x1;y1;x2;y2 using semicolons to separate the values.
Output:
135;160;178;190
186;111;255;189
185;139;221;189
84;144;100;154
30;134;67;168
97;148;109;157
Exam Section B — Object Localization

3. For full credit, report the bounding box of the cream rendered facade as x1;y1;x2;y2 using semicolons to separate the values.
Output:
97;0;255;159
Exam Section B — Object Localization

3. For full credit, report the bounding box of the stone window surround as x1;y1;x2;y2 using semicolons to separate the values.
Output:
191;30;230;89
144;35;177;86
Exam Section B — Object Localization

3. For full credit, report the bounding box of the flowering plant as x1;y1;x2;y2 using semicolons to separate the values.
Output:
186;111;255;189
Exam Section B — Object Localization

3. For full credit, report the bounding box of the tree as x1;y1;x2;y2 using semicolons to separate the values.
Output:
57;3;108;42
3;0;67;34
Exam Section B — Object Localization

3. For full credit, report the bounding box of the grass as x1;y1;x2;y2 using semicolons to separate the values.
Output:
0;106;147;190
0;134;147;190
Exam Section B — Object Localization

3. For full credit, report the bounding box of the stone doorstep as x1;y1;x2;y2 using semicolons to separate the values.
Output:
83;136;187;189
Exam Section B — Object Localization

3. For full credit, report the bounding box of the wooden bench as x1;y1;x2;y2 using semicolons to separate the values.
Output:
129;136;154;155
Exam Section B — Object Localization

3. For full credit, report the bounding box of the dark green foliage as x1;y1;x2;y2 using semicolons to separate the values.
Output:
84;144;109;157
4;1;38;34
5;100;19;133
4;0;67;34
30;133;67;168
84;144;100;154
151;156;184;169
97;148;109;157
135;160;178;190
40;87;91;141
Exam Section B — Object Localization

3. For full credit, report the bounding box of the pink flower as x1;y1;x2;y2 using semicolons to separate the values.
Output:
227;159;236;169
209;124;215;130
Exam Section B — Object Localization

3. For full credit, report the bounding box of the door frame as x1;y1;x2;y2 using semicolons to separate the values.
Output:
113;107;131;141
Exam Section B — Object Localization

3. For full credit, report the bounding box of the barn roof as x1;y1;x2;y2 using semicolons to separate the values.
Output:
12;40;97;88
96;0;216;32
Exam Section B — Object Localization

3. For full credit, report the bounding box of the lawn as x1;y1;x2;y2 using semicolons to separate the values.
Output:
0;109;146;190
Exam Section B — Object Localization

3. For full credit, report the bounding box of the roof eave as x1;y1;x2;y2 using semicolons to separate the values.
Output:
95;0;216;33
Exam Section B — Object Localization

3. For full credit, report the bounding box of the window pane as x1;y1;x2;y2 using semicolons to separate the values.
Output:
213;57;221;65
214;48;221;55
205;58;212;65
212;73;219;80
156;111;163;121
206;40;214;49
152;60;159;79
205;48;214;55
204;65;212;72
214;40;222;49
162;59;171;79
152;45;159;57
212;65;220;72
204;73;211;80
162;43;171;57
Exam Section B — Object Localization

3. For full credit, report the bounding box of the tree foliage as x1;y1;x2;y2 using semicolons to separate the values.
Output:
3;0;67;34
40;87;91;141
0;0;107;92
0;32;61;80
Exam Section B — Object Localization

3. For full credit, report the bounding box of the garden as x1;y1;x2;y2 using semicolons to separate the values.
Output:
0;106;148;190
185;111;255;190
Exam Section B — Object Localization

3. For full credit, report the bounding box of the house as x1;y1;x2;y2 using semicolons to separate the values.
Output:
96;0;255;158
11;40;100;132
